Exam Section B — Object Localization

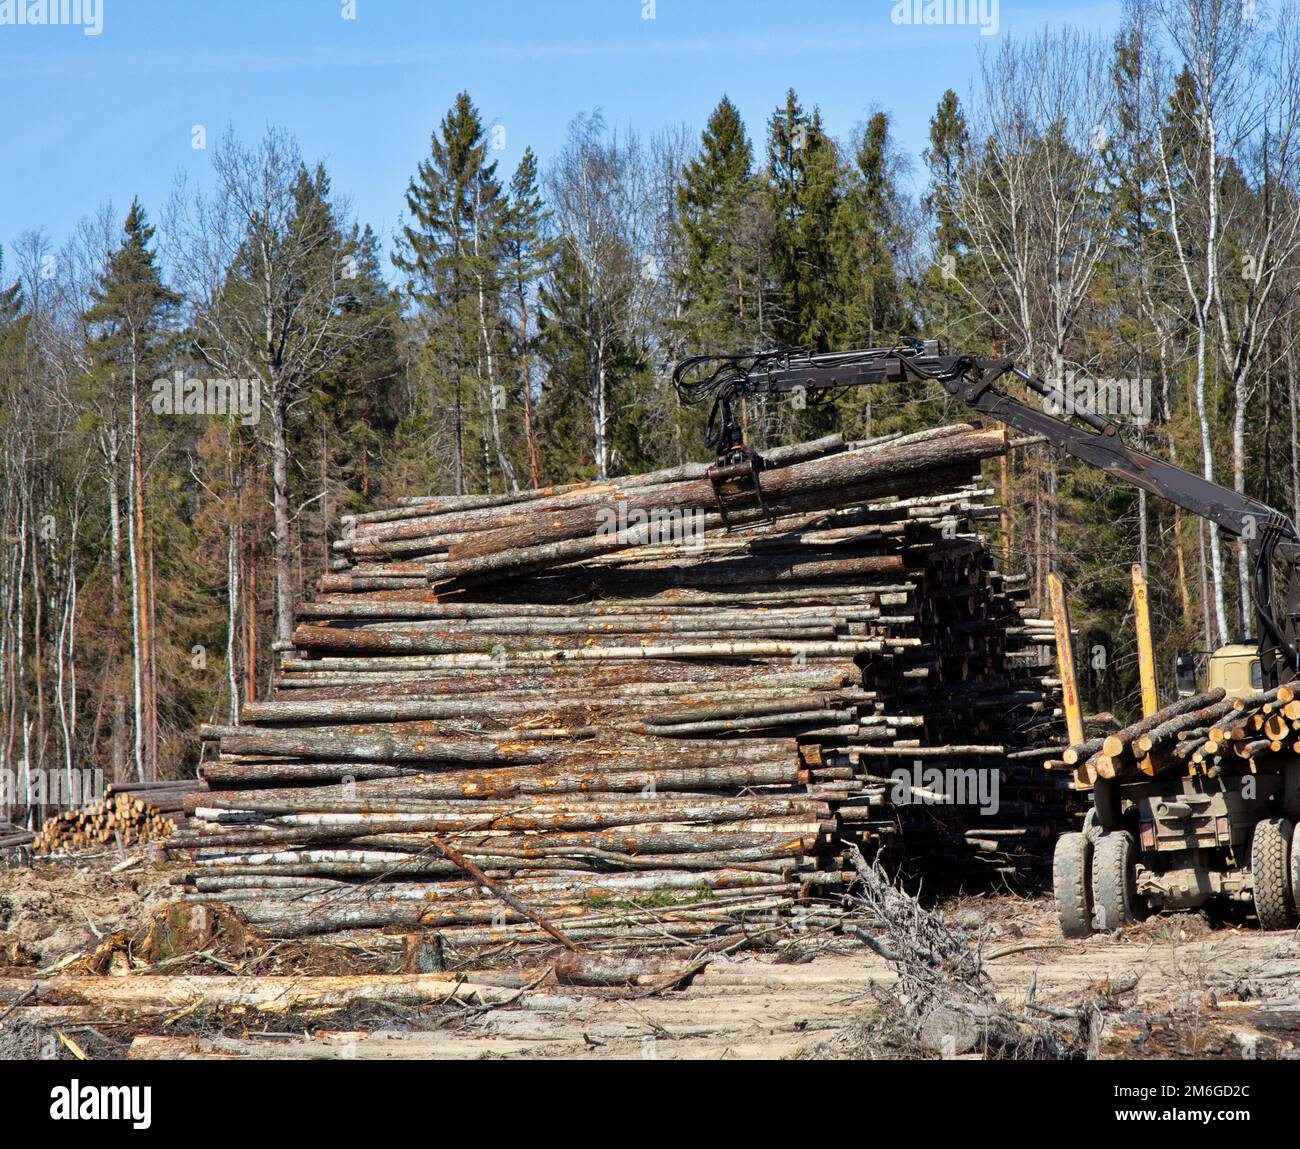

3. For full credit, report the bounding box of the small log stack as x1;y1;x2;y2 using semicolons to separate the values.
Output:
1065;683;1300;784
172;426;1076;948
32;781;197;854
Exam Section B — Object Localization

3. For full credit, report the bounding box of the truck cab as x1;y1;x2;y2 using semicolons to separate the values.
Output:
1176;644;1262;700
1207;644;1263;699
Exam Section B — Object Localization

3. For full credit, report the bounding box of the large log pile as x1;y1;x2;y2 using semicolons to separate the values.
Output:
171;426;1076;948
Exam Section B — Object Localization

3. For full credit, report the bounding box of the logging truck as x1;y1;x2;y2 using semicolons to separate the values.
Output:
673;341;1300;933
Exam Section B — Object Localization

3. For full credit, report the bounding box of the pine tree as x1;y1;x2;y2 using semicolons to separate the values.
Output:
86;203;177;363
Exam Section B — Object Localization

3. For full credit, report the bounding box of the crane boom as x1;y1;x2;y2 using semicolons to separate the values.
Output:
672;342;1300;683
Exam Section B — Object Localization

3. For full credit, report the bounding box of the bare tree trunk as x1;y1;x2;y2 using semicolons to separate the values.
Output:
1264;368;1275;510
516;285;540;488
245;527;257;706
476;275;517;492
15;484;31;820
1290;336;1299;527
1195;333;1230;644
0;473;13;780
54;507;79;783
1149;3;1239;646
321;424;330;575
16;484;31;816
1199;519;1213;653
593;340;609;481
227;438;241;726
31;516;45;773
66;536;78;785
452;377;464;496
126;376;146;781
147;536;158;775
270;389;295;652
1157;341;1192;617
1033;448;1044;611
1233;367;1251;634
106;437;126;782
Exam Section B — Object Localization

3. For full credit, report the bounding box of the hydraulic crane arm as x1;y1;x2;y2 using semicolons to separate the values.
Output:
672;342;1300;682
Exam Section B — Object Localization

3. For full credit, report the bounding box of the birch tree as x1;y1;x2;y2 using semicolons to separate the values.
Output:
167;128;372;651
953;28;1116;602
544;113;650;479
1147;0;1254;643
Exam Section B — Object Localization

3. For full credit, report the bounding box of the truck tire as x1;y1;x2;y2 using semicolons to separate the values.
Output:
1291;822;1300;911
1091;831;1139;930
1053;831;1093;938
1251;817;1296;930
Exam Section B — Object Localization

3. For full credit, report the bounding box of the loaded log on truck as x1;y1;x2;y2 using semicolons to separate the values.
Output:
672;340;1300;935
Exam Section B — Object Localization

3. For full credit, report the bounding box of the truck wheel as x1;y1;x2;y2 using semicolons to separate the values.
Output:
1291;822;1300;911
1251;818;1296;930
1053;831;1093;937
1091;831;1139;930
1092;777;1122;831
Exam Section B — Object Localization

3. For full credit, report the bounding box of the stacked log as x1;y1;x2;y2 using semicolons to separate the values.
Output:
1065;684;1300;783
0;824;36;849
171;427;1075;947
33;781;198;853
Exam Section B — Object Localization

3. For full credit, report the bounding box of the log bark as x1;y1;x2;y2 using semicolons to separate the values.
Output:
0;973;530;1014
1101;689;1226;758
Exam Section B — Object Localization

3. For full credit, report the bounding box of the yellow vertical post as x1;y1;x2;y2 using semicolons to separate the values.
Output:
1048;572;1085;747
1132;563;1158;718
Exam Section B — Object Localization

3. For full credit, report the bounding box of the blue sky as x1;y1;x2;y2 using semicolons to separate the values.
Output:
1;0;1123;277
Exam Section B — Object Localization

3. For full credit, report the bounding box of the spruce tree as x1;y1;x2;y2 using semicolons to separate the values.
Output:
306;222;402;529
761;90;843;445
833;110;910;347
394;92;516;494
766;89;841;352
921;89;972;341
675;95;760;350
500;147;554;487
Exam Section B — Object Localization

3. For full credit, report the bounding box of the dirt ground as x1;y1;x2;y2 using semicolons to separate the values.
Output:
0;852;178;970
2;852;1299;1060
